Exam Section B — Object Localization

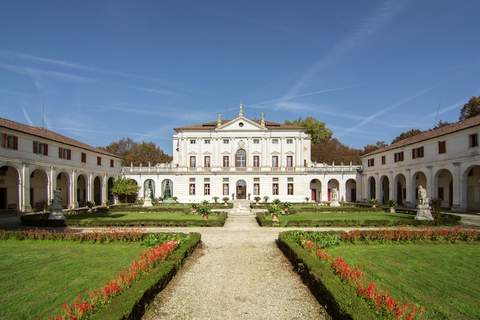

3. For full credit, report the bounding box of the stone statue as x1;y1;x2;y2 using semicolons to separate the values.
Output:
330;187;340;207
415;185;433;221
48;189;66;220
143;181;153;207
163;180;172;199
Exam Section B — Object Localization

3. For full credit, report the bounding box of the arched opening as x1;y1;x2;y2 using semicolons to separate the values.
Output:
0;165;19;211
435;169;453;209
107;177;115;204
309;179;321;202
368;176;376;200
77;175;87;207
30;169;48;211
56;172;70;208
144;179;155;199
93;176;102;205
345;179;356;202
161;179;173;200
394;174;406;206
465;166;480;211
235;149;246;168
236;179;246;199
380;176;390;204
412;171;427;204
127;179;138;203
328;179;340;201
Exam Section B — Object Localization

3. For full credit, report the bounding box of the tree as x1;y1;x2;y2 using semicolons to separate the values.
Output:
111;178;139;203
459;96;480;121
362;141;388;155
433;120;451;129
102;138;172;166
284;117;332;144
391;129;422;144
311;138;361;164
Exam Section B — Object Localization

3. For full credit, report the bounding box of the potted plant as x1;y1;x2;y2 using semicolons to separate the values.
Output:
172;196;178;203
370;198;378;208
388;200;396;213
254;196;261;205
282;202;292;215
212;196;219;204
197;203;211;220
191;203;198;214
86;201;95;213
263;196;269;203
267;203;281;224
222;197;229;206
305;197;310;203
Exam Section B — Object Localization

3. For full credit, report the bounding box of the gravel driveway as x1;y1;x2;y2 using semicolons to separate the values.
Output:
142;214;328;320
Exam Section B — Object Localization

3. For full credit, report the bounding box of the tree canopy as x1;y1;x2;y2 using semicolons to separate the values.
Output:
362;141;388;155
284;117;332;144
391;129;422;144
459;96;480;121
101;138;172;166
111;178;139;203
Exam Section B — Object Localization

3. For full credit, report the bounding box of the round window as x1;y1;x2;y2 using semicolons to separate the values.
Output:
239;122;244;127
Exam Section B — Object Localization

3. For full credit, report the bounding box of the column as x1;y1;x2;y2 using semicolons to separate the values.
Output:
321;177;328;202
102;175;108;206
375;173;381;202
21;164;32;212
356;173;363;202
452;162;463;211
405;169;413;207
426;166;434;199
339;177;346;202
48;166;56;204
388;171;395;202
70;170;78;208
87;174;93;203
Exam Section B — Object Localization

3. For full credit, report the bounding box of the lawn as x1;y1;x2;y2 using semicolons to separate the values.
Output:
257;211;428;227
0;239;143;319
328;243;480;319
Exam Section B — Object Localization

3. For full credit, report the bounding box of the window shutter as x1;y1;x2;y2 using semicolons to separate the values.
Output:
13;136;18;150
412;149;416;159
33;141;38;153
44;144;49;156
59;148;62;158
67;149;71;160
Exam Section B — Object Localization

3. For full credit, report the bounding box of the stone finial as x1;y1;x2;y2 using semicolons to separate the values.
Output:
217;113;222;127
239;102;244;117
260;112;265;126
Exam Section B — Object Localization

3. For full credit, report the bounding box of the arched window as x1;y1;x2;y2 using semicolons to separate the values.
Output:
235;149;246;167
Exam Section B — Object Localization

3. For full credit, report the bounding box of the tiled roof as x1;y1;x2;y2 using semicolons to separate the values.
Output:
362;114;480;157
0;117;120;158
174;118;305;131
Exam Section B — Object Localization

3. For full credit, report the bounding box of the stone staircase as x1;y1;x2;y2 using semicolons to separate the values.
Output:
229;199;253;216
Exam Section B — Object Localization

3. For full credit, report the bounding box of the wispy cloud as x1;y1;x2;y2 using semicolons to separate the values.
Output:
0;62;92;82
283;0;407;100
21;106;33;126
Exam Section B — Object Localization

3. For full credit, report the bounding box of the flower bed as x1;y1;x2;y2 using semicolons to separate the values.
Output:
278;228;480;319
0;229;200;319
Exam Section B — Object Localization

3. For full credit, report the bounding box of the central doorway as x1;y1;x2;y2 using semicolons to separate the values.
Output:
236;180;246;199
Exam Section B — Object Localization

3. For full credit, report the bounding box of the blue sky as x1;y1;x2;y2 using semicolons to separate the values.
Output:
1;0;479;154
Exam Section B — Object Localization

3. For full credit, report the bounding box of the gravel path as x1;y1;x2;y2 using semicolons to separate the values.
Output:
142;214;328;320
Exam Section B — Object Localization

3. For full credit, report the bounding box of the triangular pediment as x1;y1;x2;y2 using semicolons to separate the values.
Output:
217;116;266;131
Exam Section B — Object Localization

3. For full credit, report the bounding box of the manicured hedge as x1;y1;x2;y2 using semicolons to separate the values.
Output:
256;212;460;227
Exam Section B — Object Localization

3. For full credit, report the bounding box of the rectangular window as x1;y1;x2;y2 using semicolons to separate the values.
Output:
190;139;196;144
59;147;71;160
394;152;404;163
204;139;210;144
272;156;279;168
272;139;279;144
412;146;424;159
286;138;293;144
287;183;294;195
110;159;114;168
97;156;102;166
189;156;196;168
204;156;211;167
222;177;229;182
272;183;279;195
469;134;478;148
223;139;229;144
223;183;229;196
286;155;293;167
189;177;196;182
438;141;446;154
381;155;386;165
223;156;229;167
81;152;87;163
253;138;260;144
367;158;374;167
33;141;48;156
253;183;260;195
254;177;260;182
204;183;210;195
253;155;260;167
2;134;18;150
189;183;196;195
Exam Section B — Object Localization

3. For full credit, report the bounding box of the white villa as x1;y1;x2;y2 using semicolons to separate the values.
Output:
0;117;122;212
123;105;359;204
358;115;480;211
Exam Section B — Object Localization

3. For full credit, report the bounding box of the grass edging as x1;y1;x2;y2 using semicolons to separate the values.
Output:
277;232;377;320
91;232;201;320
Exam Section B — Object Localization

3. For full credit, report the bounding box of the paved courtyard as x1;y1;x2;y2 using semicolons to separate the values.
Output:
142;214;328;320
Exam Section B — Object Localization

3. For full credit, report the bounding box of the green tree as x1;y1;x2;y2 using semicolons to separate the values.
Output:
111;178;140;203
433;120;452;129
102;138;172;166
459;96;480;121
391;129;422;144
284;117;332;144
362;141;388;155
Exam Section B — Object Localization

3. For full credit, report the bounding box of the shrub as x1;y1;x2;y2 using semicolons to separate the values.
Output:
254;196;261;204
370;198;378;207
272;199;281;205
388;200;396;208
263;196;269;203
212;196;219;203
222;197;229;204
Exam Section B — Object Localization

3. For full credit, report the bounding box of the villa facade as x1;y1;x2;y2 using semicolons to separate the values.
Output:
123;105;360;204
0;118;122;211
358;115;480;211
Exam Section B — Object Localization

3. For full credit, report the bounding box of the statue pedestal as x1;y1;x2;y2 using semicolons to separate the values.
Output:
415;204;434;221
163;198;176;204
48;190;66;220
330;201;340;207
143;197;153;207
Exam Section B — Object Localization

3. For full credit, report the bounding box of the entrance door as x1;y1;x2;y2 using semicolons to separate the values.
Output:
350;189;356;202
236;180;246;199
311;189;317;202
0;188;6;209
